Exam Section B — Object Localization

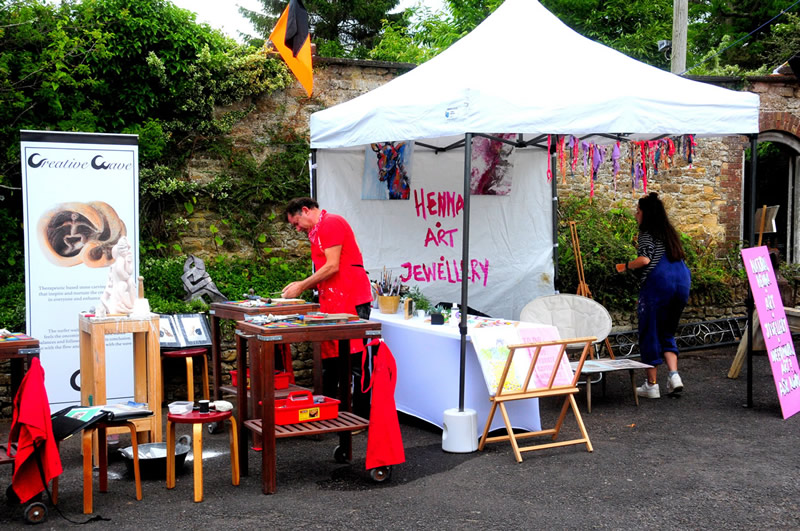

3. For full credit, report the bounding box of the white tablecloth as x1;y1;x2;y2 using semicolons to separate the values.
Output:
371;312;551;433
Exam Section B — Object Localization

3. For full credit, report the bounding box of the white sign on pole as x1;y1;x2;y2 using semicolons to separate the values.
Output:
20;130;139;405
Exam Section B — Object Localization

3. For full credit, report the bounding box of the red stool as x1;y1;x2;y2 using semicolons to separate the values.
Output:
166;409;239;502
161;347;210;402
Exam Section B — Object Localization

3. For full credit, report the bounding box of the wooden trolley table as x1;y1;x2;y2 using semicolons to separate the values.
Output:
0;333;40;401
208;300;318;400
235;318;382;494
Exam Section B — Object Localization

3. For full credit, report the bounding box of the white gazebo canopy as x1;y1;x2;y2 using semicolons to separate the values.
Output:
311;0;759;149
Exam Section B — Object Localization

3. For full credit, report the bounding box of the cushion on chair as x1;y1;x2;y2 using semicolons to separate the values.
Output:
520;294;612;346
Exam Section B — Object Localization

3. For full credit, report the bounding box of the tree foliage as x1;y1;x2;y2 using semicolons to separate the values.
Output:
0;0;292;234
240;0;406;58
369;0;800;74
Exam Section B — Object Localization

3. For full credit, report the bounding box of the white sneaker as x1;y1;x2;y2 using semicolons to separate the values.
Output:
636;381;661;399
667;373;684;395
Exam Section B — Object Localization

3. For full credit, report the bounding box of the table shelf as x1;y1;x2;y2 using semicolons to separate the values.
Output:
244;411;368;439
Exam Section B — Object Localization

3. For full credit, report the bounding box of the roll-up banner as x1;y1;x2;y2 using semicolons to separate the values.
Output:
20;130;139;405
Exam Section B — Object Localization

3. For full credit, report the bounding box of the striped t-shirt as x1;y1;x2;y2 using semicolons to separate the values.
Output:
636;231;665;285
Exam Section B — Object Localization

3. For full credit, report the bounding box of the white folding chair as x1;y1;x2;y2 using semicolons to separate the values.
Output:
520;294;643;411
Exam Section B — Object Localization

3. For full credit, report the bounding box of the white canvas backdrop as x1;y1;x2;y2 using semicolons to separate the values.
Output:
317;138;552;320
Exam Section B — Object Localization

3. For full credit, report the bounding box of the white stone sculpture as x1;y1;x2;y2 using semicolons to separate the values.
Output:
97;236;137;316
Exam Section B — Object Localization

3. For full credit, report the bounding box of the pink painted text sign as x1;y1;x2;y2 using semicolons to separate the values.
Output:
741;246;800;419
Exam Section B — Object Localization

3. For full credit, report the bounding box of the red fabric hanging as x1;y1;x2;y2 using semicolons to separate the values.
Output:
8;357;62;503
361;339;405;470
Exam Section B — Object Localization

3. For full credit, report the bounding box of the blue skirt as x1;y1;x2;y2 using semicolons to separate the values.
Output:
637;257;691;366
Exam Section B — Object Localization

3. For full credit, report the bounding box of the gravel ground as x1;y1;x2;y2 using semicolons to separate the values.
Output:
1;344;799;529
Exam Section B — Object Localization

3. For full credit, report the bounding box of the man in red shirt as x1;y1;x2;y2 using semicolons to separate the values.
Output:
283;197;374;416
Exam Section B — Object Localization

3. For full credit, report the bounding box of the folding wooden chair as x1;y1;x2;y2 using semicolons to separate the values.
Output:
478;337;595;463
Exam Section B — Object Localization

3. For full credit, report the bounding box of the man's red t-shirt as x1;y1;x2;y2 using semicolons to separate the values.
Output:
309;210;372;358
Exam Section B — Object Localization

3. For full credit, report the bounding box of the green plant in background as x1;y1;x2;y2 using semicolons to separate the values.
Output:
140;254;313;315
557;197;640;311
557;196;742;313
406;285;432;313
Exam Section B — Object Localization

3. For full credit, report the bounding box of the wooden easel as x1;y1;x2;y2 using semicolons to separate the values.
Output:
478;337;595;462
728;205;769;378
568;221;616;359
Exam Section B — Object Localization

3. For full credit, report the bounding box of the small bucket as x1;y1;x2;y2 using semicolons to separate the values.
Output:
378;295;401;314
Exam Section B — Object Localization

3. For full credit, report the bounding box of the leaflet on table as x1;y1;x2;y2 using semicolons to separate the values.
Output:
63;403;152;422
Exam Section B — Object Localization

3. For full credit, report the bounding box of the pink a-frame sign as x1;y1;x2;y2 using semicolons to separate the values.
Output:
741;246;800;419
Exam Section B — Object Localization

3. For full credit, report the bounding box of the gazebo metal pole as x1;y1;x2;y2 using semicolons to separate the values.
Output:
746;134;759;408
309;150;317;199
551;139;559;290
458;133;473;412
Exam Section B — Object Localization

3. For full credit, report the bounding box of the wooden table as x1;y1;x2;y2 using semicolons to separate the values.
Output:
235;318;382;494
0;333;40;401
570;358;653;412
78;314;161;445
208;301;319;400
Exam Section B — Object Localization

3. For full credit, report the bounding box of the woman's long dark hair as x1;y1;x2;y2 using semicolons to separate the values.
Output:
638;192;686;261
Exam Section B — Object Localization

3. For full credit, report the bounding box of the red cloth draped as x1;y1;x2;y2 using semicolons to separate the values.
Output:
8;357;62;503
362;340;405;469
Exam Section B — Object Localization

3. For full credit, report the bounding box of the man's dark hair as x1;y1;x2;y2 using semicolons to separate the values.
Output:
285;197;319;218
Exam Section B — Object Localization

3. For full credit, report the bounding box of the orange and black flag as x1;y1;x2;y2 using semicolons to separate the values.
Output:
269;0;313;97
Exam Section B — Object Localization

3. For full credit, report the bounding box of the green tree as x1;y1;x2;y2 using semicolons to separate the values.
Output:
370;0;502;63
689;0;798;72
759;12;800;68
240;0;406;58
540;0;674;69
0;0;291;238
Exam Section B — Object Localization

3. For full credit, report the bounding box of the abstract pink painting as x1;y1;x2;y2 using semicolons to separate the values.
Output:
470;133;516;195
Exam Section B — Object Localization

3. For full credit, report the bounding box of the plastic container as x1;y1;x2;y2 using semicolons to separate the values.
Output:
274;390;339;425
168;401;193;415
230;369;290;390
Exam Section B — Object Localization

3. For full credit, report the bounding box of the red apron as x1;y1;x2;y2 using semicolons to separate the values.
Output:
362;339;405;469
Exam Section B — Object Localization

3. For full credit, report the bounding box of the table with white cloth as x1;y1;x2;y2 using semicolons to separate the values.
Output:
370;312;560;433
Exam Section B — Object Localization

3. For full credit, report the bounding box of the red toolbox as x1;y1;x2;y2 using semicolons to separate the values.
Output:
274;390;339;425
230;369;290;390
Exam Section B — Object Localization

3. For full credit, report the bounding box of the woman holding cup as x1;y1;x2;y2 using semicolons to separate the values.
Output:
616;193;691;399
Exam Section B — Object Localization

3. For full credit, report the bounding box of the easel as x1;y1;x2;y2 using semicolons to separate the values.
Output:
568;221;616;359
728;205;776;378
478;337;595;462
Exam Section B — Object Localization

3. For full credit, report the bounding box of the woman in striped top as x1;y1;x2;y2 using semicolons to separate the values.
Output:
616;193;691;399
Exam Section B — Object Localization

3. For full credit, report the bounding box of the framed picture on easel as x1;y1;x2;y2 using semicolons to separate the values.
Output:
158;314;182;349
158;313;211;348
175;314;212;346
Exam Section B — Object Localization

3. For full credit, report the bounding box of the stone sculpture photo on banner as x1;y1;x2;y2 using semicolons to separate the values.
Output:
37;200;127;268
362;141;412;200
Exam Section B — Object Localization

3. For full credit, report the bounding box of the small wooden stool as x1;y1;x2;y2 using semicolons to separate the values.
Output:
82;420;143;514
162;347;210;402
166;409;239;502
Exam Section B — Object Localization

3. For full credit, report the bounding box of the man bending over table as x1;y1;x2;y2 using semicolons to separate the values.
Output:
282;197;374;418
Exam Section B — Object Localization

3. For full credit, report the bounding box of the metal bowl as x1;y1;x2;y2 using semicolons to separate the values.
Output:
118;434;191;479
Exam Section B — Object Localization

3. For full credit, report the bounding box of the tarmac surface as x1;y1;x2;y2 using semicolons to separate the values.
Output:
2;343;799;529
